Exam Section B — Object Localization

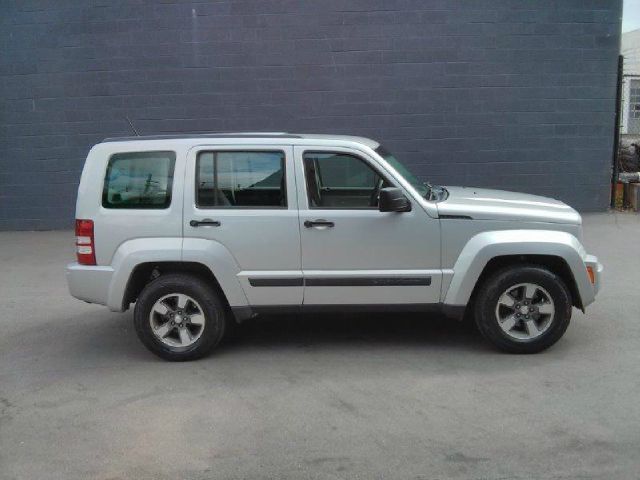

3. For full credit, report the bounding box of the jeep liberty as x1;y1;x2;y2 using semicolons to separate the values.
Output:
67;133;602;360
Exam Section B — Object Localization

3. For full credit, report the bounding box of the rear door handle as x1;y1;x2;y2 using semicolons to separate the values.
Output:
304;219;334;228
190;219;221;227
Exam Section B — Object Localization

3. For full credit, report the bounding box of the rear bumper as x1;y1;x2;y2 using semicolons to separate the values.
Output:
66;262;114;308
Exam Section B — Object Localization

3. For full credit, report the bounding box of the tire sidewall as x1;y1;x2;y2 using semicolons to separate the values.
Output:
474;266;572;353
134;274;226;361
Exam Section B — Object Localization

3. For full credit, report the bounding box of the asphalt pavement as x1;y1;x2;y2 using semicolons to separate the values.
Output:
0;213;639;479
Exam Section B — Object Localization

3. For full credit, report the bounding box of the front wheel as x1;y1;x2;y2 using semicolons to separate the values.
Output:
473;266;572;354
134;274;227;361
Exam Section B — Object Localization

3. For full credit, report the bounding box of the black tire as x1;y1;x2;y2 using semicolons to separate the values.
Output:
134;274;226;361
473;265;572;354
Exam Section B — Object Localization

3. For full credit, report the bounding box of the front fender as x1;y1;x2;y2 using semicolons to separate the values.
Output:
443;230;594;307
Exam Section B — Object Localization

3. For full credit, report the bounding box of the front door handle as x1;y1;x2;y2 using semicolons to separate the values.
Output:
304;219;334;228
190;219;221;227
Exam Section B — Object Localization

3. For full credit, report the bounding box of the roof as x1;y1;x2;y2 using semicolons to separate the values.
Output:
101;132;380;149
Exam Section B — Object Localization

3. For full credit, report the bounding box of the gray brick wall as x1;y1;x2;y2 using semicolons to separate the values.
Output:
0;0;622;230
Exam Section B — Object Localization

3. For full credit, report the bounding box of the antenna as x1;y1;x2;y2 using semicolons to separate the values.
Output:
125;117;140;136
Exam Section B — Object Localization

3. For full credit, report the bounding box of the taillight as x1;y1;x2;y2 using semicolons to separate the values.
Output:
75;219;96;265
586;265;595;285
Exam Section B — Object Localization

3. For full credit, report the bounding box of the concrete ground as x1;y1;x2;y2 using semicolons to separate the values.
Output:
0;213;639;479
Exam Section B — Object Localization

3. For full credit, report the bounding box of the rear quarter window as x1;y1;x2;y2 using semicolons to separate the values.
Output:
102;151;176;209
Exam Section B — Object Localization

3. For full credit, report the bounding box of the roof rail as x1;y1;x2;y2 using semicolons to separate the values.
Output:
102;132;300;142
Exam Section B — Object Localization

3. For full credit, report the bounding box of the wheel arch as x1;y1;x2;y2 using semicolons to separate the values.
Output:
106;237;250;317
468;254;582;312
123;262;228;311
443;230;592;311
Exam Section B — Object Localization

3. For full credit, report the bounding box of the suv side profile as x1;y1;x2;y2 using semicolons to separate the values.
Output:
67;133;602;361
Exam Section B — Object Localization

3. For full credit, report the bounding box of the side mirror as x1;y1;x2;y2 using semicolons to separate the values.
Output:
378;187;411;212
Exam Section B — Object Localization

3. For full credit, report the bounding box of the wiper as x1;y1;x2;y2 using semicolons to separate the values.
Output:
424;182;446;201
423;182;433;200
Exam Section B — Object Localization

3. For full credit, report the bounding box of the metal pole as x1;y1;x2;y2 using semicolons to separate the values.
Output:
610;55;624;209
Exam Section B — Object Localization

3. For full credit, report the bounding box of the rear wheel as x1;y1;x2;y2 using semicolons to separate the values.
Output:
134;274;226;361
473;266;572;353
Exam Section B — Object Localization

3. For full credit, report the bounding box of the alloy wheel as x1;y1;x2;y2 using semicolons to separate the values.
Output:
149;293;206;348
494;283;555;341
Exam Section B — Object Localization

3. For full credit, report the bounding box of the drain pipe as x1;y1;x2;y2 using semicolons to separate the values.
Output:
610;55;624;208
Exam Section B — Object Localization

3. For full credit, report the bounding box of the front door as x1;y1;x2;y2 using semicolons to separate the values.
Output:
294;146;441;306
183;145;302;306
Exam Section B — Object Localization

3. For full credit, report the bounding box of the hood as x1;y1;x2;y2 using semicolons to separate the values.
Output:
436;186;582;225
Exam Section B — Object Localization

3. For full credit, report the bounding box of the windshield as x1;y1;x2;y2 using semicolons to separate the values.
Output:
375;145;445;200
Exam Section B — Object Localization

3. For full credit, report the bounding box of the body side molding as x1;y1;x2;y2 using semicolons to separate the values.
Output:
247;276;432;287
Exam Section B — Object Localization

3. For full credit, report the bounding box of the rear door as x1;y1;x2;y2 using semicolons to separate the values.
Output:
183;145;302;306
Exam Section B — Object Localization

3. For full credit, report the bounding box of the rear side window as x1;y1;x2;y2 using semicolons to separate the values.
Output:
103;151;175;209
196;151;286;208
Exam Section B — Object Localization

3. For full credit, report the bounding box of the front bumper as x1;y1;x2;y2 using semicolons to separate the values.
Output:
582;254;603;307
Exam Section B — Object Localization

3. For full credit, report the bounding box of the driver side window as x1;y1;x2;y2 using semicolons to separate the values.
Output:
303;152;390;209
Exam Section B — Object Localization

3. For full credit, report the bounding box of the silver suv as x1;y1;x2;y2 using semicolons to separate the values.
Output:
67;133;602;361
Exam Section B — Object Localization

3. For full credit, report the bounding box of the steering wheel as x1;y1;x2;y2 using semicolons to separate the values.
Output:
369;176;384;207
